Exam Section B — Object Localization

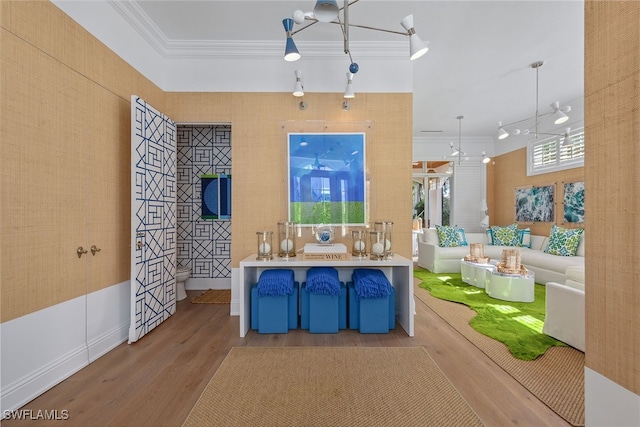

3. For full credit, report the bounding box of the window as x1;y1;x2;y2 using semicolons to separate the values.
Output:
527;128;584;176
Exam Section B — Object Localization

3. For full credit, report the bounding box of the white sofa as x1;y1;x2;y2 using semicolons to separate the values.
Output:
417;228;585;285
543;266;585;351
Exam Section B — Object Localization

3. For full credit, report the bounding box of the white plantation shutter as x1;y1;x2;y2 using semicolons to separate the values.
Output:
528;128;585;175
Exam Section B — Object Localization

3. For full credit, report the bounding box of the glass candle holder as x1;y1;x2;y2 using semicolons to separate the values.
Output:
351;229;367;257
278;221;296;258
369;231;386;260
374;221;393;259
256;231;273;260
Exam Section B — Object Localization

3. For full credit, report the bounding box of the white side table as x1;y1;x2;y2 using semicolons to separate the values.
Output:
485;269;535;302
460;259;495;289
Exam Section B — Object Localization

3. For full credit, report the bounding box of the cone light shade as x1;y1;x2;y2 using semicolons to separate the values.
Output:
283;19;300;61
400;15;428;60
293;70;304;97
314;0;339;22
344;72;355;98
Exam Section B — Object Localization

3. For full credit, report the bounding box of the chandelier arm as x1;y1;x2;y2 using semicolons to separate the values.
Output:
326;21;409;36
501;111;554;129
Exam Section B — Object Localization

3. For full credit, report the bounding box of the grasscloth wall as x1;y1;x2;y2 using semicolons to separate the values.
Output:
486;148;584;236
166;92;414;267
1;1;412;322
1;1;164;322
585;1;639;395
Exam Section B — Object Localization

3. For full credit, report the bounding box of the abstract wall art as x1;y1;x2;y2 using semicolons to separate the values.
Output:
288;133;366;226
563;181;585;223
515;185;555;222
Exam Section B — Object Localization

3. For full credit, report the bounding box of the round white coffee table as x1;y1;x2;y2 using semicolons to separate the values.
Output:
460;259;495;289
485;268;535;302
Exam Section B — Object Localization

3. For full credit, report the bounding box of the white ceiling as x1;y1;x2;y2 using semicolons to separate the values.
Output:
59;0;585;150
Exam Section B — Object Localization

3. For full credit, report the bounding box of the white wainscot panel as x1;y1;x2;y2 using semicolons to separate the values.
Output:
1;281;131;413
585;367;640;427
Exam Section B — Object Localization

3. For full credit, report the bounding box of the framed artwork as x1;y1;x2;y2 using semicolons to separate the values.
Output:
563;181;584;223
515;185;555;222
287;133;366;226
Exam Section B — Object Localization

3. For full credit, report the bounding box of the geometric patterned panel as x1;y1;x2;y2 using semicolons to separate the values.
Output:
176;125;232;282
129;96;177;344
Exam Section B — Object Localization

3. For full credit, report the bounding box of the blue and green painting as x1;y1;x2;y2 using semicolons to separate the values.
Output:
288;133;366;226
563;181;584;223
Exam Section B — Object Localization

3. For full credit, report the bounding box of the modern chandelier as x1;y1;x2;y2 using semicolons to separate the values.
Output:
497;61;573;145
283;0;429;99
447;115;491;165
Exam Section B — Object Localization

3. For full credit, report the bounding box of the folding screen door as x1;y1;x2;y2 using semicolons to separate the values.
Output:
128;96;177;343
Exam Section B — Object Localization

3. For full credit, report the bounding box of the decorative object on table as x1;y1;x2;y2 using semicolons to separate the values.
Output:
464;243;489;264
313;224;334;245
256;231;273;260
369;230;386;260
497;248;528;275
278;221;296;258
351;229;367;258
302;243;348;260
374;221;393;258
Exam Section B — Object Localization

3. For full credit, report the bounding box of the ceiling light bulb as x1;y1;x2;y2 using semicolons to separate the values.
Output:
292;10;305;25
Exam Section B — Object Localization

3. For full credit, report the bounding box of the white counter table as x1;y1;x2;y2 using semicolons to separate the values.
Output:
238;254;415;337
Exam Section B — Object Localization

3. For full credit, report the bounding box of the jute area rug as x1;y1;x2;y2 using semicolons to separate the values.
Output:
191;289;231;304
413;279;585;426
183;347;484;427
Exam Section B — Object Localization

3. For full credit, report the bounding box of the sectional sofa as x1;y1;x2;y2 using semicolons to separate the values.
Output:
417;227;585;285
417;225;586;351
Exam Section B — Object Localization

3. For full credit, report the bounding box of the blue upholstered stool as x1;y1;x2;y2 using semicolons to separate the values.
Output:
300;282;347;333
348;282;395;333
251;284;298;333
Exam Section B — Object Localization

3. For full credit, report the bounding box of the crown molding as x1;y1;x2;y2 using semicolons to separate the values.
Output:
107;1;406;59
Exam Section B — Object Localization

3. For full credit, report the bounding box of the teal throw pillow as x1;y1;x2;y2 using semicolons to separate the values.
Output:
436;225;465;247
518;228;531;248
489;223;520;246
545;225;584;256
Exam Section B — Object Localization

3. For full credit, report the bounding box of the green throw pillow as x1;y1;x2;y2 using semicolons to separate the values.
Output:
545;225;584;256
436;225;462;247
489;223;520;246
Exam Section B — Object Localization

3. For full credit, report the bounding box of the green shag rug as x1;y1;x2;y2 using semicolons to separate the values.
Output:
414;269;566;360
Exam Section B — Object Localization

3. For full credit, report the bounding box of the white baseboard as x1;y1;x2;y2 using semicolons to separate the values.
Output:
585;367;640;426
1;345;89;415
1;281;131;414
185;278;231;290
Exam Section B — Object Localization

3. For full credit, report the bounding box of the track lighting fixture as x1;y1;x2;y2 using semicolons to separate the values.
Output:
482;152;491;164
497;61;571;141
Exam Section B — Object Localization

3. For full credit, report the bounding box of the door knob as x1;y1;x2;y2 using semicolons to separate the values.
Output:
91;245;102;256
77;247;88;258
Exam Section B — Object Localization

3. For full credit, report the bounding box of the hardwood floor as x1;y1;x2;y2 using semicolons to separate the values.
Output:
4;287;571;427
